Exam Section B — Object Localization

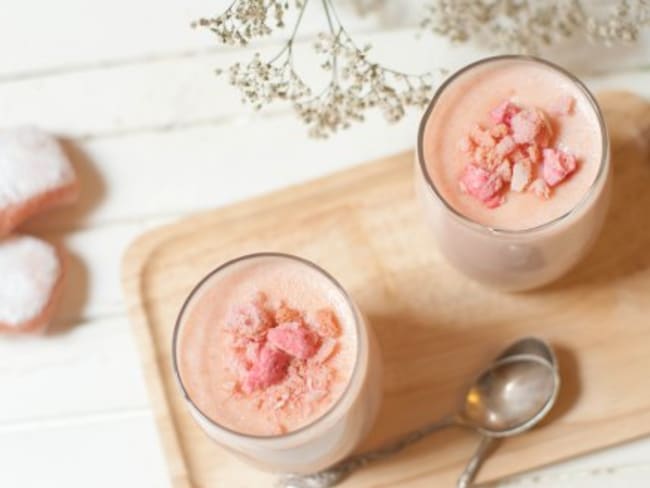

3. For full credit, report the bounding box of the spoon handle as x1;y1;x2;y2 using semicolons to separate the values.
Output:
457;436;497;488
276;416;456;488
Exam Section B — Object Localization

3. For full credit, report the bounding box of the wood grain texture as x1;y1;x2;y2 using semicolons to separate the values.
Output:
122;91;650;487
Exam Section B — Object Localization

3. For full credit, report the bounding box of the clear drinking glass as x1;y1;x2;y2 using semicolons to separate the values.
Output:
415;55;611;291
172;253;383;473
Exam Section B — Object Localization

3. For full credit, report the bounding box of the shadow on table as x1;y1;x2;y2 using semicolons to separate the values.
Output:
546;91;650;291
25;138;107;335
351;305;538;482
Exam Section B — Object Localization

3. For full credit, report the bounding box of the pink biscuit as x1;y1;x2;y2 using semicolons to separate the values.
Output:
244;344;291;393
228;293;273;338
314;309;341;338
489;100;520;125
511;109;543;144
267;321;320;360
0;235;64;334
543;148;578;187
494;135;516;158
0;127;79;236
460;164;504;206
469;125;495;148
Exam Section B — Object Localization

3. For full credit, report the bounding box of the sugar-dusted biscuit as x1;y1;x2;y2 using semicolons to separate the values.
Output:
0;127;78;236
0;235;64;333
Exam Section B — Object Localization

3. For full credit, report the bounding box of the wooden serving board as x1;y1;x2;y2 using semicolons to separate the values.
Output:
122;91;650;487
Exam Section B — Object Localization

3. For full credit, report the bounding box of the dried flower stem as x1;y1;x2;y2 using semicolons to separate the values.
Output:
197;0;441;137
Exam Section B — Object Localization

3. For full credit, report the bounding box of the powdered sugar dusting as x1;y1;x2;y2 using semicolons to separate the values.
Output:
0;127;75;208
0;235;61;326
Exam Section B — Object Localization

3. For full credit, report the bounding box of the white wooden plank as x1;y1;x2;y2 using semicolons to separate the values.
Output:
0;411;171;488
0;0;414;79
496;436;650;486
0;29;453;137
0;316;149;423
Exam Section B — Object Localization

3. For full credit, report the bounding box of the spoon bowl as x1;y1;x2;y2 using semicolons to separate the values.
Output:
459;355;559;437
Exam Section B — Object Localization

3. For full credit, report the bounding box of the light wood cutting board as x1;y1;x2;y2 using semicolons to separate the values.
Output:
122;91;650;487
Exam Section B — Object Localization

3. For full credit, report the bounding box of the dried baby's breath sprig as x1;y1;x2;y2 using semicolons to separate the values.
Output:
193;0;304;46
222;0;312;108
422;0;650;54
228;51;312;109
421;0;583;54
197;0;442;137
585;0;650;45
298;24;439;137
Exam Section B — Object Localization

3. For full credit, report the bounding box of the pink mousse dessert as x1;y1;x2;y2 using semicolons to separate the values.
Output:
173;253;382;473
416;56;610;290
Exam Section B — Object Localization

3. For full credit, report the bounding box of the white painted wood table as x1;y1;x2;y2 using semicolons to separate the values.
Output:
1;1;649;486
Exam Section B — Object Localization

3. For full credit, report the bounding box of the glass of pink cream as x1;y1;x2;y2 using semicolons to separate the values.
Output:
416;55;611;291
173;253;382;473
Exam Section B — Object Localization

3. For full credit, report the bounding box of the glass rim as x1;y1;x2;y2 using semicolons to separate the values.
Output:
171;252;364;442
416;54;610;236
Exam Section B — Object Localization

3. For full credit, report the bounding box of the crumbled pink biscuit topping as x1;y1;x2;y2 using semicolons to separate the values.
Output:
315;309;342;338
456;97;580;208
229;292;273;338
460;164;504;207
489;100;521;125
542;148;577;187
243;345;291;393
530;178;550;199
268;321;321;360
224;292;343;429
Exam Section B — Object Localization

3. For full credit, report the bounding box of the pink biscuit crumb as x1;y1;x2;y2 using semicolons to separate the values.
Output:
275;302;303;324
542;148;577;187
244;345;291;393
511;109;543;144
267;321;320;360
460;164;504;206
511;159;532;192
495;160;512;183
494;135;516;158
312;338;339;364
527;144;541;163
551;95;575;116
315;309;341;338
490;123;509;139
490;100;520;125
483;193;505;209
530;178;551;199
227;294;273;338
470;125;495;148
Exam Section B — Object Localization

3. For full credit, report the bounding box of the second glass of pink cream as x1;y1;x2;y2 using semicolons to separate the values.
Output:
416;55;611;291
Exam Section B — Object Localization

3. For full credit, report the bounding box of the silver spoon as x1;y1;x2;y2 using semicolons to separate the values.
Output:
457;350;559;487
277;338;559;488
